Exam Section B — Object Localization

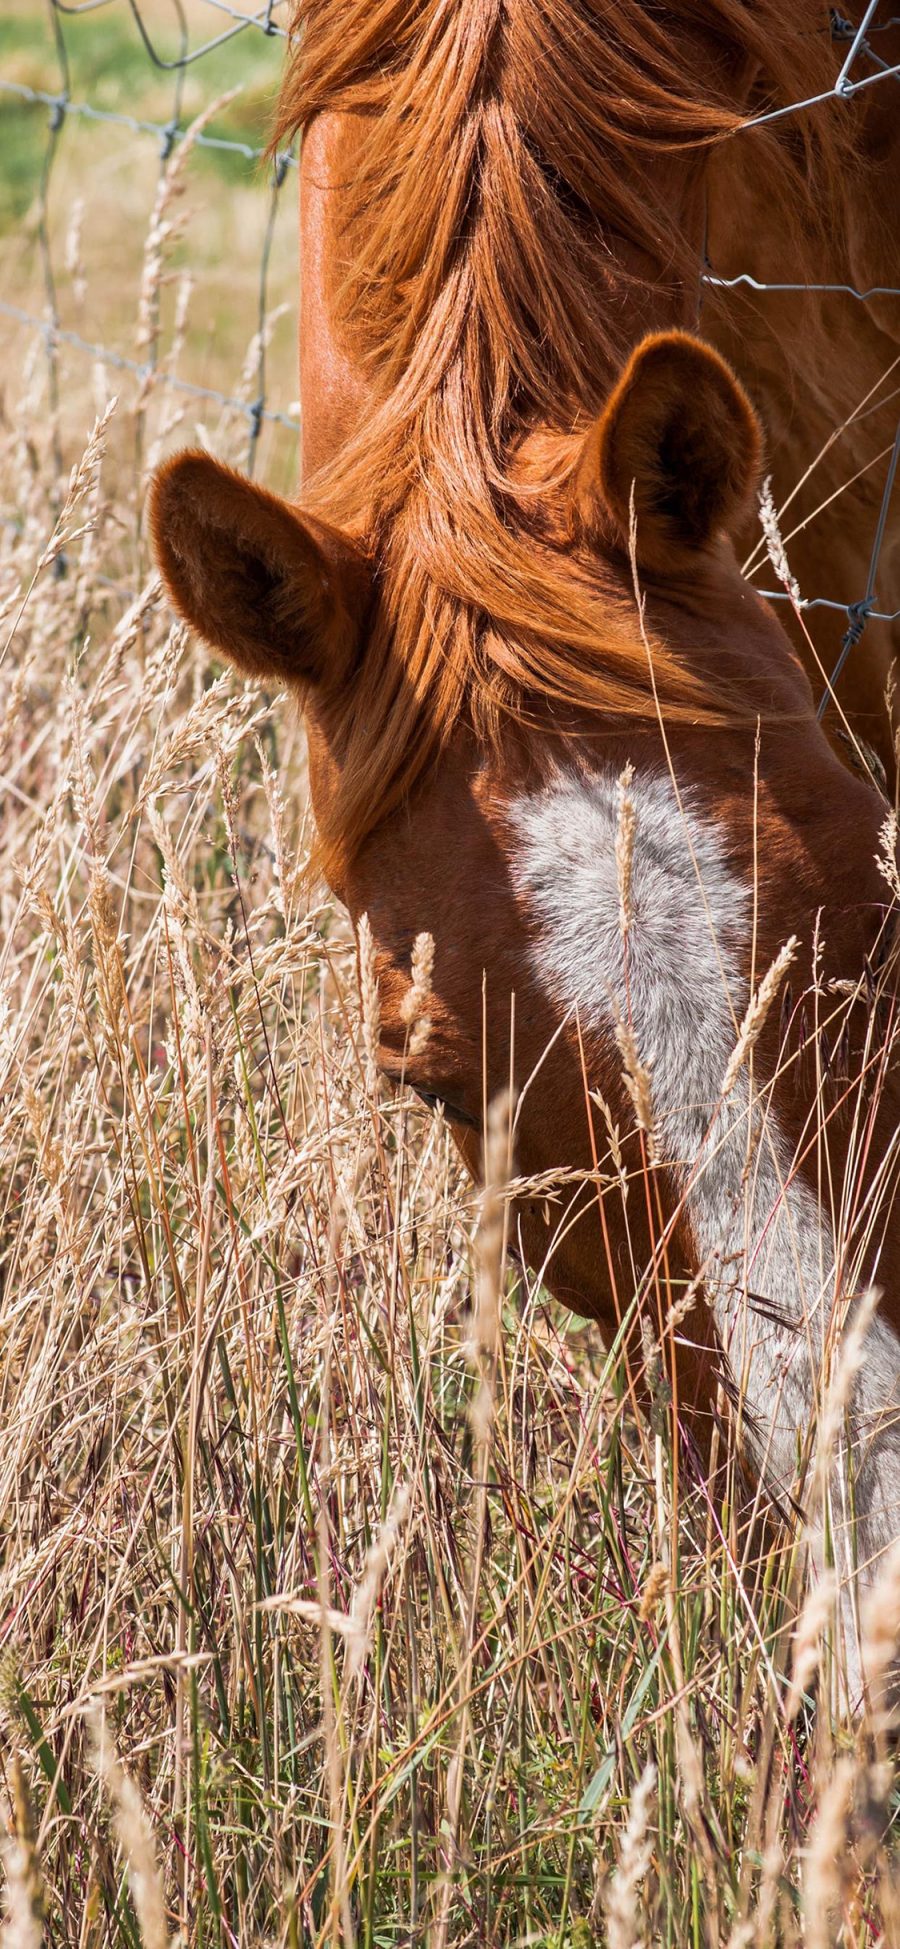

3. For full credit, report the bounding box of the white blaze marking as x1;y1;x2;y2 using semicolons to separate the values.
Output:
510;769;900;1659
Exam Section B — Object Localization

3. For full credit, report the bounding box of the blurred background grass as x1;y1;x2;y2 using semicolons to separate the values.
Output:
0;0;298;487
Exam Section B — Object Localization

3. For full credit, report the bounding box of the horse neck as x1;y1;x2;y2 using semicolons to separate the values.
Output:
299;113;374;480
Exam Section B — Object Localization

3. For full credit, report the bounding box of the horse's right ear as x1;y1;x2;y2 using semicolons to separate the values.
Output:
149;452;371;690
576;332;762;575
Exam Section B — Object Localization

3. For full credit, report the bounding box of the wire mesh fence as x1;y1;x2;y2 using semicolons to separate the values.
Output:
0;0;297;495
1;0;899;654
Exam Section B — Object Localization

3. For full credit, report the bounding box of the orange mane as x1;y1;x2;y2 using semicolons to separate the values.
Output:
276;2;855;857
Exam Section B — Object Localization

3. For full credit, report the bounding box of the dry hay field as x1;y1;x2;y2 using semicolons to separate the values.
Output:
2;5;900;1947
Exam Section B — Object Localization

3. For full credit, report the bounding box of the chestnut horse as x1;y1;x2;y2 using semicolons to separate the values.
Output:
289;0;900;783
150;1;900;1697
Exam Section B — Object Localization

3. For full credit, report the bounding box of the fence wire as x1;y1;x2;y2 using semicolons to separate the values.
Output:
2;0;295;481
1;0;899;695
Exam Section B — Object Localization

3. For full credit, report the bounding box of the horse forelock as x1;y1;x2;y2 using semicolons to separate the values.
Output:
276;0;854;869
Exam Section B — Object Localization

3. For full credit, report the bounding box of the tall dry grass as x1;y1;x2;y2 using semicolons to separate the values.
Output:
1;110;900;1949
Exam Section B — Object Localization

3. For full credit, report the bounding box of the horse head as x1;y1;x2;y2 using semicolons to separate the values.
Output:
151;331;900;1693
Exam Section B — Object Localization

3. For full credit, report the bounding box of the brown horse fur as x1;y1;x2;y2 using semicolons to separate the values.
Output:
279;0;899;806
275;0;854;419
151;330;763;696
150;5;900;1691
151;327;778;880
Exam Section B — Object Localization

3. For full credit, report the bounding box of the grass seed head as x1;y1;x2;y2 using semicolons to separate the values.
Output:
603;1761;657;1949
88;1708;170;1949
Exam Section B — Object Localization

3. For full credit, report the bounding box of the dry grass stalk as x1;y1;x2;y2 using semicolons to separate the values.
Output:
861;1536;900;1727
38;395;118;573
614;1010;657;1162
652;1431;719;1921
877;810;900;903
357;912;381;1093
64;195;86;308
136;92;240;365
468;1089;512;1443
256;738;303;922
234;301;291;411
814;1285;880;1507
721;936;797;1098
638;1562;668;1624
729;1839;784;1949
616;760;637;934
603;1761;657;1949
663;1272;705;1334
400;930;435;1059
107;579;166;688
785;1569;838;1720
720;935;798;1107
317;1192;357;1949
759;477;802;607
346;1483;411;1681
435;1092;512;1949
260;1596;358;1634
0;1844;43;1949
803;1757;855;1949
2;398;117;673
590;1083;628;1201
0;1756;43;1949
57;395;118;530
87;1709;170;1949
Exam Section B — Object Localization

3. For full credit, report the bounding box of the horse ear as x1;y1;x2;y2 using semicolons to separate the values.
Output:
577;331;762;573
148;452;371;689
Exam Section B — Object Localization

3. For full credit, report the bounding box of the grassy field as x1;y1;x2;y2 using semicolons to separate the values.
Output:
0;0;297;486
2;6;900;1947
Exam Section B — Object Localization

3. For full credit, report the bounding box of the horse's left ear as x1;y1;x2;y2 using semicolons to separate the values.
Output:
577;331;762;574
149;451;372;692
